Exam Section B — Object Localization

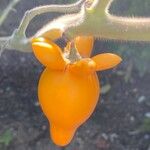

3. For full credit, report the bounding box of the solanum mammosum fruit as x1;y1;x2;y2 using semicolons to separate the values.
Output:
32;37;122;146
74;36;94;57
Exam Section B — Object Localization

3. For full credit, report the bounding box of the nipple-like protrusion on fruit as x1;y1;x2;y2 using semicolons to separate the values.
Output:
32;37;66;70
75;36;94;57
92;53;122;71
50;124;76;146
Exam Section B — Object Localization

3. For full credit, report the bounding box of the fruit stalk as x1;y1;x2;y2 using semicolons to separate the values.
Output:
68;41;81;63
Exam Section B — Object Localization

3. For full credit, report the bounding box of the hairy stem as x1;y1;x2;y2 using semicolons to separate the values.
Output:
66;0;150;42
92;0;150;41
35;4;86;39
0;34;31;52
94;0;150;41
0;0;85;52
104;14;150;41
0;0;21;26
18;0;85;36
91;0;112;14
68;42;81;63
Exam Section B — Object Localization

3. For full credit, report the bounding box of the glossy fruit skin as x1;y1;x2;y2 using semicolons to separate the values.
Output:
75;36;94;57
32;37;122;147
32;38;66;70
38;67;100;146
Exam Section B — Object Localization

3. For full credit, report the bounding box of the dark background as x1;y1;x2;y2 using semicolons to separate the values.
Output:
0;0;150;149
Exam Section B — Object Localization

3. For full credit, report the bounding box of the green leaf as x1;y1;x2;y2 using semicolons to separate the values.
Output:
139;118;150;133
0;130;13;146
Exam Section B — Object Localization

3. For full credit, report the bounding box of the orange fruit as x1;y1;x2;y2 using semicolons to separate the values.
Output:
32;37;122;146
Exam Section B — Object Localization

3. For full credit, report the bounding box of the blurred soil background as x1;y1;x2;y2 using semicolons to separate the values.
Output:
0;0;150;149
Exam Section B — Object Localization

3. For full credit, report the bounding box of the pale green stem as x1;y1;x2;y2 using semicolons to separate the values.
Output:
66;0;150;42
96;0;150;41
0;0;21;26
18;0;85;36
2;0;150;53
103;14;150;41
0;34;31;52
91;0;112;15
0;0;85;52
36;4;86;38
0;28;31;52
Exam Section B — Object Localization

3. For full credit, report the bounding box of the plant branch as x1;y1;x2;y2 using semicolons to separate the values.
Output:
98;0;150;41
66;0;150;42
1;0;150;53
103;13;150;41
0;32;31;52
17;0;85;36
35;4;86;39
90;0;112;14
0;0;85;53
0;0;21;26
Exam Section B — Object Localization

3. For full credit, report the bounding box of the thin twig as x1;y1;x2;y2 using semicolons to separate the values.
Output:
0;0;21;26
